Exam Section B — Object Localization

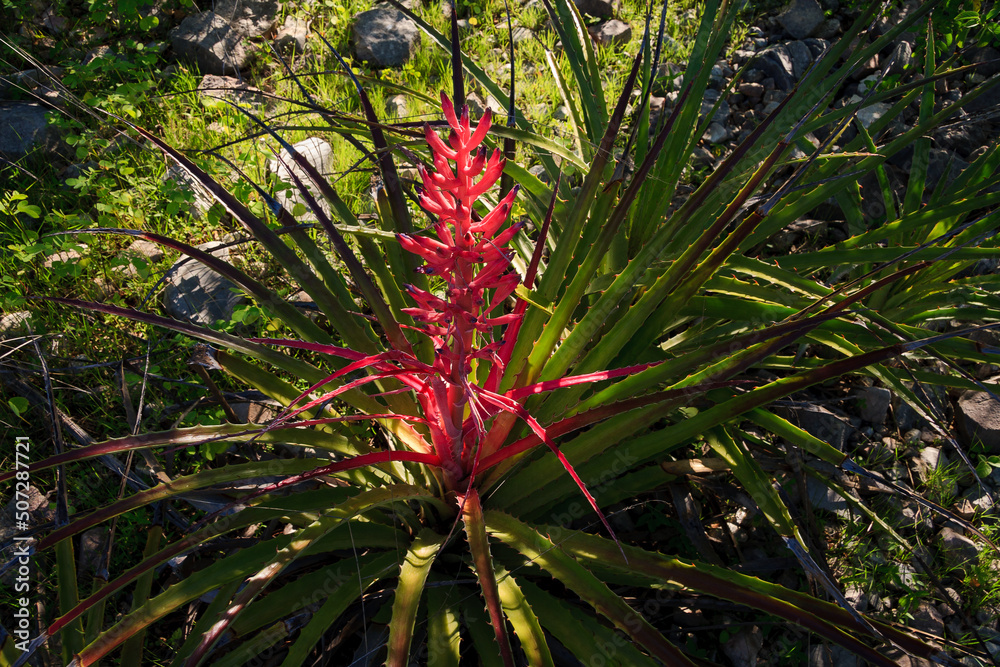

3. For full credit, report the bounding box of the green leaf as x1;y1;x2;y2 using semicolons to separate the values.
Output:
8;397;29;417
387;529;445;666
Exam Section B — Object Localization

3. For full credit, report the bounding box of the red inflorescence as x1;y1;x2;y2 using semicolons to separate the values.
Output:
398;92;521;383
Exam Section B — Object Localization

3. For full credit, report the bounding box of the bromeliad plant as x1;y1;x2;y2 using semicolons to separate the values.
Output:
7;0;1000;664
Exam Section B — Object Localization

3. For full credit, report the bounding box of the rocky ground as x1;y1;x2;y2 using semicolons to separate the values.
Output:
3;0;1000;664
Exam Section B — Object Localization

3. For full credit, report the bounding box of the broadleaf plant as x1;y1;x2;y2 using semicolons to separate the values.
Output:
6;0;1000;664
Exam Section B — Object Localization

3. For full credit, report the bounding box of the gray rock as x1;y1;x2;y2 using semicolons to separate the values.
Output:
807;477;849;515
750;44;796;91
843;585;868;612
924;149;969;192
809;644;860;667
969;46;1000;77
528;164;551;184
268;137;334;220
170;12;253;75
738;82;764;98
40;6;69;35
351;7;420;68
77;528;108;575
589;19;631;47
857;386;892;425
855;101;891;130
813;17;841;40
701;88;730;124
777;0;825;40
275;16;308;54
0;311;32;333
802;37;831;59
212;0;280;38
125;239;165;263
3;67;64;97
721;625;763;667
197;74;264;108
936;526;978;570
704;121;729;144
573;0;616;18
164;241;245;326
43;248;82;269
917;446;946;473
385;93;408;118
887;41;915;76
777;404;851;451
510;25;534;44
784;40;814;79
910;601;944;637
0;102;58;157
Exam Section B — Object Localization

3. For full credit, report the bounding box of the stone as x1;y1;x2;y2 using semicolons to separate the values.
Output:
197;74;264;108
809;644;860;667
170;12;253;75
957;387;1000;454
936;527;978;570
858;386;892;425
589;20;631;48
385;93;408;118
887;41;915;76
721;625;763;667
212;0;280;38
43;249;82;268
784;40;814;79
232;399;276;423
777;0;825;40
924;149;969;192
510;25;534;44
911;601;945;637
807;477;849;515
267;137;335;220
915;446;946;482
351;7;420;68
275;16;308;54
777;404;851;451
701;88;730;124
164;163;216;219
125;239;165;263
969;46;1000;78
573;0;616;18
750;44;797;91
40;5;69;34
0;102;58;158
855;101;891;130
77;528;108;575
813;17;841;40
528;164;550;184
164;241;245;326
802;38;831;59
0;311;32;333
704;121;729;144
